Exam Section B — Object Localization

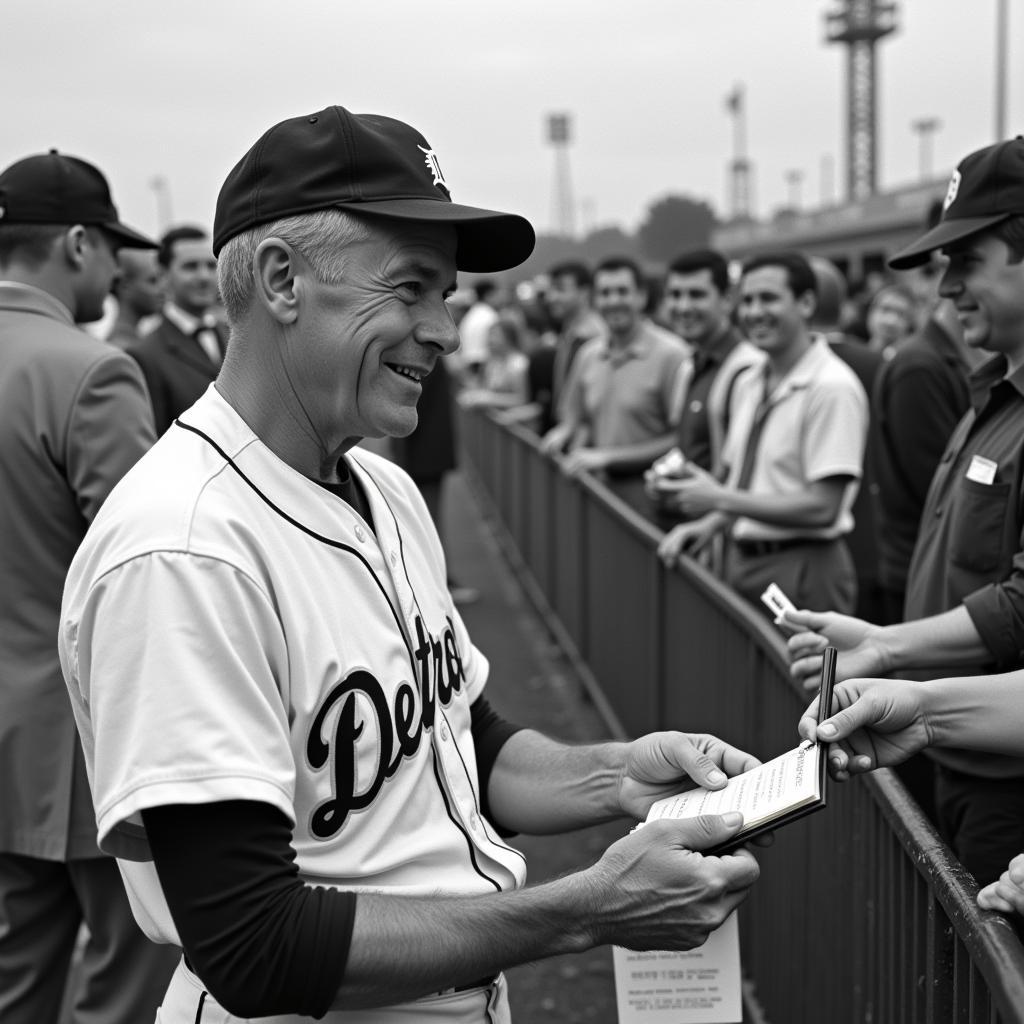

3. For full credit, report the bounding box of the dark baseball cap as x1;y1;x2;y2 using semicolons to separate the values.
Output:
213;105;535;272
0;150;156;249
889;136;1024;270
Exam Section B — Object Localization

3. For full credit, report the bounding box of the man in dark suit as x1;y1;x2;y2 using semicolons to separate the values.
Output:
0;150;178;1024
127;224;223;434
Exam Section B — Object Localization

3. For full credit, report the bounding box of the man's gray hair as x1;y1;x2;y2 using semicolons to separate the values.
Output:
217;208;371;324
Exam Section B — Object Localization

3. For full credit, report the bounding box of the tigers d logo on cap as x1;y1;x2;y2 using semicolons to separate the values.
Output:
889;136;1024;270
417;146;450;196
943;169;961;211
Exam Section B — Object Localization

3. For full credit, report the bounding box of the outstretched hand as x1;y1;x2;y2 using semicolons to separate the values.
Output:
785;608;889;692
796;678;933;780
617;731;760;821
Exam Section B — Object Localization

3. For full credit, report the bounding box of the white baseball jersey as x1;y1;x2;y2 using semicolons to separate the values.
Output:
59;385;526;1022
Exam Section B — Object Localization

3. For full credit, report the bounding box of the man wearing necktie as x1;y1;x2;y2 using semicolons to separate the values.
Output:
657;251;869;616
126;225;224;434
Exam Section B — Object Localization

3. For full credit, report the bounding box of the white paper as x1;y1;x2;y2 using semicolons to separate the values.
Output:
966;454;998;485
613;912;742;1023
645;742;821;834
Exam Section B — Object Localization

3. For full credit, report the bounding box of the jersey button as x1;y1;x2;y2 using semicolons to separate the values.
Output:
440;724;450;742
470;813;480;831
354;525;366;542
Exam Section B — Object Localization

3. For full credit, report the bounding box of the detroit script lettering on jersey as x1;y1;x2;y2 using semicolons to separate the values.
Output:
306;613;467;838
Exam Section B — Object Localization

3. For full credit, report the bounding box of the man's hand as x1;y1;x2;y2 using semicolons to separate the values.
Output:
658;516;722;565
539;423;572;456
978;854;1024;917
616;731;760;821
657;464;727;518
644;449;688;503
562;447;610;478
796;678;934;780
584;814;760;951
785;609;890;692
645;470;678;505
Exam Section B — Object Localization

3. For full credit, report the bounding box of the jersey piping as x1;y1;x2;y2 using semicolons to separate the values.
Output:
174;416;507;891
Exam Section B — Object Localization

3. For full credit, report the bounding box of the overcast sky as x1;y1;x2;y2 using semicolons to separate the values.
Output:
2;0;1019;243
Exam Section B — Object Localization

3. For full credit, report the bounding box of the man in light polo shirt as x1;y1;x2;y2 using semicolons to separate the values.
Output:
658;250;868;615
539;255;688;511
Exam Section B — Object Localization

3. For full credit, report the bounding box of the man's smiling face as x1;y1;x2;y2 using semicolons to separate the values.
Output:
289;218;459;448
594;267;645;339
939;231;1024;357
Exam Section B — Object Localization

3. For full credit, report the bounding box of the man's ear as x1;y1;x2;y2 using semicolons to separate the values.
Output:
253;237;301;325
798;290;817;322
61;226;89;270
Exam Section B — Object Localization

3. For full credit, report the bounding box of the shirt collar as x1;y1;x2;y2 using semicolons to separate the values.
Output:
695;323;740;366
164;301;216;337
599;319;655;361
970;353;1024;407
0;281;76;326
754;334;830;397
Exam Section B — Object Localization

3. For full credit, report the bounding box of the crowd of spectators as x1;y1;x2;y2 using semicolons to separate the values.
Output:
453;239;935;624
453;135;1024;916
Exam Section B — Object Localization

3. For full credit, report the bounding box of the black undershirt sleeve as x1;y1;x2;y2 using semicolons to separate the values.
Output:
470;696;525;836
140;701;523;1018
142;801;353;1019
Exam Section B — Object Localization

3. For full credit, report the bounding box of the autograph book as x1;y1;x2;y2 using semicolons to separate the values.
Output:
643;648;837;852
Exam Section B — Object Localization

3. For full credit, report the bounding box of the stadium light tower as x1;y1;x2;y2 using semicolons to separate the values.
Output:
149;175;173;233
785;169;805;210
911;117;942;180
995;0;1009;140
546;112;575;238
725;84;752;220
825;0;898;201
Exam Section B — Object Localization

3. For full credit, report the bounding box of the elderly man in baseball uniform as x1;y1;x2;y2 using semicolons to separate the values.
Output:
59;106;761;1024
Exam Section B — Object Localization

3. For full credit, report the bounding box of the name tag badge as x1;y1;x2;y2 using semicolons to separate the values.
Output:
966;455;998;485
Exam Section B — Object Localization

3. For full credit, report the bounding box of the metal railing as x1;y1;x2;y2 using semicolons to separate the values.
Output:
460;407;1024;1024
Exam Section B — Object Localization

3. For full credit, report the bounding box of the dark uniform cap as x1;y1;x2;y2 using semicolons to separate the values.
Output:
0;150;156;249
212;105;535;273
889;136;1024;270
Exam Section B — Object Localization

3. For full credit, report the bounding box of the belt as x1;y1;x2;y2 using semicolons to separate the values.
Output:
185;955;495;999
439;975;498;995
733;536;835;557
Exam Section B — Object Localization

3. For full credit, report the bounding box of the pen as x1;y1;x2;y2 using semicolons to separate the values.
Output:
817;646;838;727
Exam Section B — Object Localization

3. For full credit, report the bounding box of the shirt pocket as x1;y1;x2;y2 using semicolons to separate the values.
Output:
948;477;1011;575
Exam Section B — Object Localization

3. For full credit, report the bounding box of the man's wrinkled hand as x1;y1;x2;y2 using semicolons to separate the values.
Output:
587;815;760;952
617;731;760;821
